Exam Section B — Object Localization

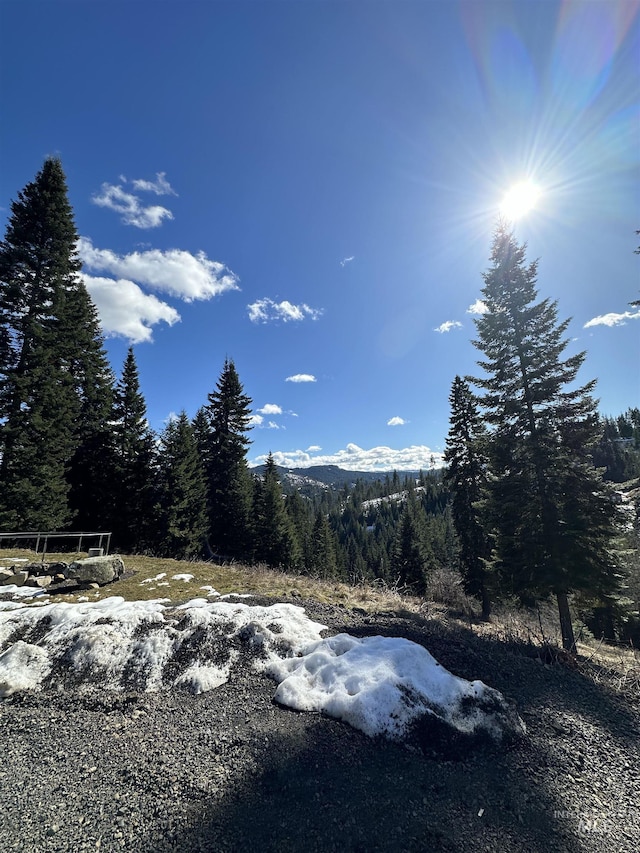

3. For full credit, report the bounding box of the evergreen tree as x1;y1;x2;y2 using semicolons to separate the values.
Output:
204;358;253;560
253;453;296;568
308;508;338;578
392;488;430;594
112;347;157;552
444;375;492;618
471;223;623;650
0;158;83;529
65;284;118;531
157;412;208;559
285;489;312;570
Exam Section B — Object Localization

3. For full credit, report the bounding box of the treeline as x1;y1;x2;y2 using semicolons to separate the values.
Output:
1;159;638;650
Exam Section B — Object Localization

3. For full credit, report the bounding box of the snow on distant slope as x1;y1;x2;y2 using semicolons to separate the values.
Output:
0;596;524;743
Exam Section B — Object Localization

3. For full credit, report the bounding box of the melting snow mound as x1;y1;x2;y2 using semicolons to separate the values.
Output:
267;633;526;743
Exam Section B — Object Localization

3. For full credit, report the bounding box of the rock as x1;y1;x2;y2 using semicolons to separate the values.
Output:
2;570;28;587
25;575;53;588
65;555;125;586
0;569;15;584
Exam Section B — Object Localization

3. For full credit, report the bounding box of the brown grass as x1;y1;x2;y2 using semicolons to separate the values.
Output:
0;549;419;612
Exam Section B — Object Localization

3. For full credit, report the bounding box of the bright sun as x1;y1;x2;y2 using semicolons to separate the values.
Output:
500;181;541;220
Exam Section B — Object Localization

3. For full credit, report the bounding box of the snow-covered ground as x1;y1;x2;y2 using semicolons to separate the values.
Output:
0;586;525;743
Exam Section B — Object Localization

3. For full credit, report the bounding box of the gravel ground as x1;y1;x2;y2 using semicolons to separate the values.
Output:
0;598;638;853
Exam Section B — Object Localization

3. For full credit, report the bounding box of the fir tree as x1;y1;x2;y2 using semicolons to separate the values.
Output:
112;347;157;552
308;508;338;578
444;375;492;618
204;358;254;560
157;412;208;559
253;453;296;568
392;488;430;594
65;284;118;531
471;223;623;650
0;158;82;529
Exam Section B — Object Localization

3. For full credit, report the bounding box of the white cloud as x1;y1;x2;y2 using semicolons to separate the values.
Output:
258;403;283;416
250;444;445;472
285;374;317;383
267;421;282;430
434;320;463;334
340;256;355;267
306;445;322;452
387;417;407;427
584;310;640;328
248;414;264;427
81;274;180;344
131;172;177;196
78;237;239;302
247;298;323;323
92;182;173;229
467;299;488;315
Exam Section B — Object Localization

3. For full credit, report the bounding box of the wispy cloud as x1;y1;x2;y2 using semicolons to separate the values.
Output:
248;414;264;427
81;275;179;344
387;416;407;426
78;238;239;302
434;320;463;334
92;182;174;229
247;298;323;323
258;403;283;415
250;443;445;472
285;374;317;383
584;309;640;328
267;421;282;430
130;172;177;196
467;299;488;315
340;256;355;267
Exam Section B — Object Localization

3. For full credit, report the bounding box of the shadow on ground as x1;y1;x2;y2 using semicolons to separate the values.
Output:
142;604;639;853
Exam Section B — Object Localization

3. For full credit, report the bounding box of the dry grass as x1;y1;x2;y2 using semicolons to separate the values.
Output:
0;549;418;613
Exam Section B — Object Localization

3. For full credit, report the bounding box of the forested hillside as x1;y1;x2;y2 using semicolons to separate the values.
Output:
1;159;638;650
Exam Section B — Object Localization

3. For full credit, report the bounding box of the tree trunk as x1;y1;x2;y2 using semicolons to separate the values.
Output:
481;586;492;621
556;591;576;653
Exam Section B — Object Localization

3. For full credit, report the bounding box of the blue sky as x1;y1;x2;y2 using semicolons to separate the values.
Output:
1;0;638;471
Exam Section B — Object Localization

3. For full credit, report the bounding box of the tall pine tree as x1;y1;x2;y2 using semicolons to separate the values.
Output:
253;453;296;568
203;358;254;561
444;375;492;618
65;283;117;531
0;158;83;529
471;223;623;650
112;347;157;552
157;412;208;559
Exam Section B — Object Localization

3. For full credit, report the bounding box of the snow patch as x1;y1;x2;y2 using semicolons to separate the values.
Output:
0;641;52;697
267;633;518;740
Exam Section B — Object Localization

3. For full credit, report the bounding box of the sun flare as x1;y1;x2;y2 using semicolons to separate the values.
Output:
500;181;541;220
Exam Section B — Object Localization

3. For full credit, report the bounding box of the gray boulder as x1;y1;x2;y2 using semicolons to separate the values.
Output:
1;570;28;587
65;555;124;586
